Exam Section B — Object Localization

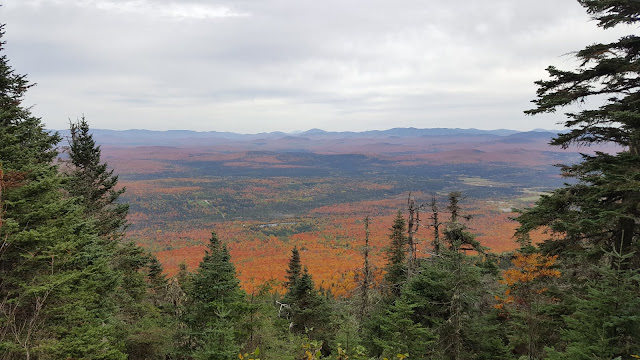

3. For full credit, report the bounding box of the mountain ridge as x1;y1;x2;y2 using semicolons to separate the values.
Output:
51;127;561;147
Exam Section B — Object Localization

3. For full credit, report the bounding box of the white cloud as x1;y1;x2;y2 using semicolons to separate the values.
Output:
3;0;633;133
9;0;249;19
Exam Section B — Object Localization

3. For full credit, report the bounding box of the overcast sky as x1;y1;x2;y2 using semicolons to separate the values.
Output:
3;0;634;133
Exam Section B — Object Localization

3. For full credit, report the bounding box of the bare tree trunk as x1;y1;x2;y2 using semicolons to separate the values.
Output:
359;216;370;323
407;194;420;277
1;288;51;360
448;191;461;223
429;196;441;255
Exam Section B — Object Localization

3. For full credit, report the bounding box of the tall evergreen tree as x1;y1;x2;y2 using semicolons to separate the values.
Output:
384;211;407;297
368;297;434;359
183;231;246;359
514;3;640;358
147;254;169;308
0;23;124;359
281;247;333;351
66;116;128;240
285;267;329;340
0;24;59;171
546;245;640;359
284;246;302;293
111;241;175;360
517;1;640;267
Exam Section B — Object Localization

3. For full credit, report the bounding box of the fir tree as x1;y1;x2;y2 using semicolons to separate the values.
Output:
110;241;176;360
286;267;329;340
384;211;407;297
184;231;246;359
517;0;640;267
369;297;434;359
147;254;169;308
190;232;245;318
282;249;333;352
284;246;302;292
400;250;509;360
546;246;640;359
0;23;124;359
66;116;128;240
0;23;59;171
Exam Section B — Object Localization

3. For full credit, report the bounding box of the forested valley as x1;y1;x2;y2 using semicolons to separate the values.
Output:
2;1;640;359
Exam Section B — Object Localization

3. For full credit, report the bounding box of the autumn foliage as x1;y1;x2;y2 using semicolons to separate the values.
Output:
495;252;561;310
130;195;546;296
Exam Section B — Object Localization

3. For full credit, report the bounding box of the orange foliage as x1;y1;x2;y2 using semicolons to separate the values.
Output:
500;253;561;287
495;252;561;310
125;192;541;297
145;214;395;295
145;201;537;296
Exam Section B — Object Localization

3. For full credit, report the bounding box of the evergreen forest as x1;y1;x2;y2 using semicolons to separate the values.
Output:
1;1;640;359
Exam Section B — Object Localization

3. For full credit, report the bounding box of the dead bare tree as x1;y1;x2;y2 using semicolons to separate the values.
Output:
406;193;421;277
1;258;55;360
428;196;442;255
359;216;371;323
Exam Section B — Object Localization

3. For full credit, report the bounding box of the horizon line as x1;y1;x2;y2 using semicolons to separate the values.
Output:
48;126;563;136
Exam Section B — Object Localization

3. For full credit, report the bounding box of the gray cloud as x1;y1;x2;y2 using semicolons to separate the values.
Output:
3;0;633;133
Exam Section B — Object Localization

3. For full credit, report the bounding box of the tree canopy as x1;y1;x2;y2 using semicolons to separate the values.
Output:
518;0;640;266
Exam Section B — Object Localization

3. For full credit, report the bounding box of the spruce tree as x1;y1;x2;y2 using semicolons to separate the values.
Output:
66;116;128;240
514;3;640;358
65;121;172;359
517;1;640;267
546;246;640;359
111;241;175;360
369;297;434;359
284;246;302;293
0;23;124;359
0;23;59;170
384;211;407;297
402;252;509;360
282;247;333;348
120;253;176;360
184;231;246;359
286;267;329;339
147;254;169;308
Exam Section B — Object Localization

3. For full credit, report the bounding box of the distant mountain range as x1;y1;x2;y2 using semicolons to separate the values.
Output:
53;127;562;147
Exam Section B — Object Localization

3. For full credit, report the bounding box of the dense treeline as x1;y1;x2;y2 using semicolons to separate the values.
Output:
2;1;640;359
